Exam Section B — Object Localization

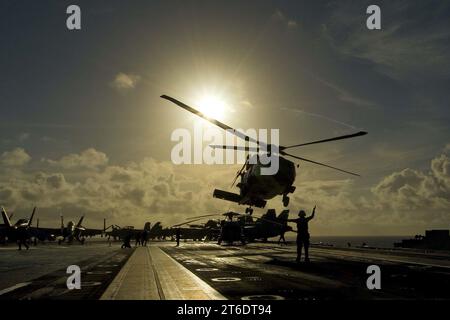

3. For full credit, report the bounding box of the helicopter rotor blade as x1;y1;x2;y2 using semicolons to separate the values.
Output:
209;145;260;152
235;213;287;227
171;217;206;228
248;215;284;226
185;214;220;220
161;95;266;148
280;131;367;150
208;147;257;188
282;152;360;176
231;160;248;187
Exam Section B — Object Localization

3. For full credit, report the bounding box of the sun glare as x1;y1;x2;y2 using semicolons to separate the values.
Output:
196;94;227;120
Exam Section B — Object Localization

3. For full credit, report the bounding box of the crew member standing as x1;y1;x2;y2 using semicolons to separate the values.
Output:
17;227;30;251
175;228;181;247
288;206;316;263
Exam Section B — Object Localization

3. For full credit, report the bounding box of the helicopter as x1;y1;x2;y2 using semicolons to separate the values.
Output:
168;218;220;241
177;210;293;245
104;221;152;241
161;95;367;212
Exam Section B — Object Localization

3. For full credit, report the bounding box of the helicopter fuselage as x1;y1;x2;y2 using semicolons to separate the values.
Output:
238;156;296;206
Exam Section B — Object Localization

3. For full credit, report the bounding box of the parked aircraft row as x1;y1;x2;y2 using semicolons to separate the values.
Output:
0;207;103;246
1;206;295;248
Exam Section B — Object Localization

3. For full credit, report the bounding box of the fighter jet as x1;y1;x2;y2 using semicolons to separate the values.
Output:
31;215;103;244
1;206;36;248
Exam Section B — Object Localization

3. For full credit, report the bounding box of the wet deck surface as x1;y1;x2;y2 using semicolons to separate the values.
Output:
162;243;450;300
0;241;449;300
0;242;133;299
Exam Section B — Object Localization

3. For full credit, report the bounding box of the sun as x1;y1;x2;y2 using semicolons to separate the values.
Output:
196;94;227;120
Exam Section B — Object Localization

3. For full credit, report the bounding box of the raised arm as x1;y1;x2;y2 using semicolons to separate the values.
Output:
308;206;316;221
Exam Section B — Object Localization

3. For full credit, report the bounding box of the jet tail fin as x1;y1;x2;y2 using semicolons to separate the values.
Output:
28;207;36;227
1;207;12;227
277;209;289;221
76;215;85;228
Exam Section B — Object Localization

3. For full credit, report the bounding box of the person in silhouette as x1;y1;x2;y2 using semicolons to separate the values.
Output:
278;220;288;245
16;226;30;251
121;231;132;249
17;231;30;251
278;231;287;245
288;206;316;263
141;230;149;246
175;228;181;247
135;232;141;247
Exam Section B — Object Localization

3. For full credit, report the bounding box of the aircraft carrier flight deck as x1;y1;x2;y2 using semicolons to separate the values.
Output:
0;240;449;300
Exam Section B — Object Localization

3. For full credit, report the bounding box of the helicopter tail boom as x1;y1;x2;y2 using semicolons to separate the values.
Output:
213;189;242;203
213;189;267;208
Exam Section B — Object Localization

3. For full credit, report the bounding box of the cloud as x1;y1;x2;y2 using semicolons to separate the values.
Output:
287;20;298;29
314;77;377;109
240;100;253;108
292;179;358;212
271;9;298;29
372;151;450;212
283;145;450;230
1;133;31;146
0;149;235;227
18;133;30;142
322;1;450;80
0;148;31;166
111;72;141;90
1;145;449;233
43;148;108;169
444;144;450;154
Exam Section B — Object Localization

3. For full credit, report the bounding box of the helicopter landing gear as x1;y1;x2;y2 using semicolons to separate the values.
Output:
283;194;290;207
245;207;253;215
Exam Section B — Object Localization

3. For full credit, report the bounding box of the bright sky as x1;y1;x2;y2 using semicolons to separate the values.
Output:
0;0;449;235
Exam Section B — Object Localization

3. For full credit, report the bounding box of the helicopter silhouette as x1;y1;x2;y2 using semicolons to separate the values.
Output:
161;95;367;212
173;210;293;245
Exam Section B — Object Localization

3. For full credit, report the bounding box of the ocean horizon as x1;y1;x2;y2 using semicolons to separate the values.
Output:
284;235;411;248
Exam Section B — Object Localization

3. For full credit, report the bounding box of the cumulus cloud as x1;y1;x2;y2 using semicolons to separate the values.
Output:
372;152;450;213
0;148;31;166
1;145;449;233
0;149;234;228
444;143;450;154
278;146;450;230
291;179;358;212
43;148;108;169
111;72;141;90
